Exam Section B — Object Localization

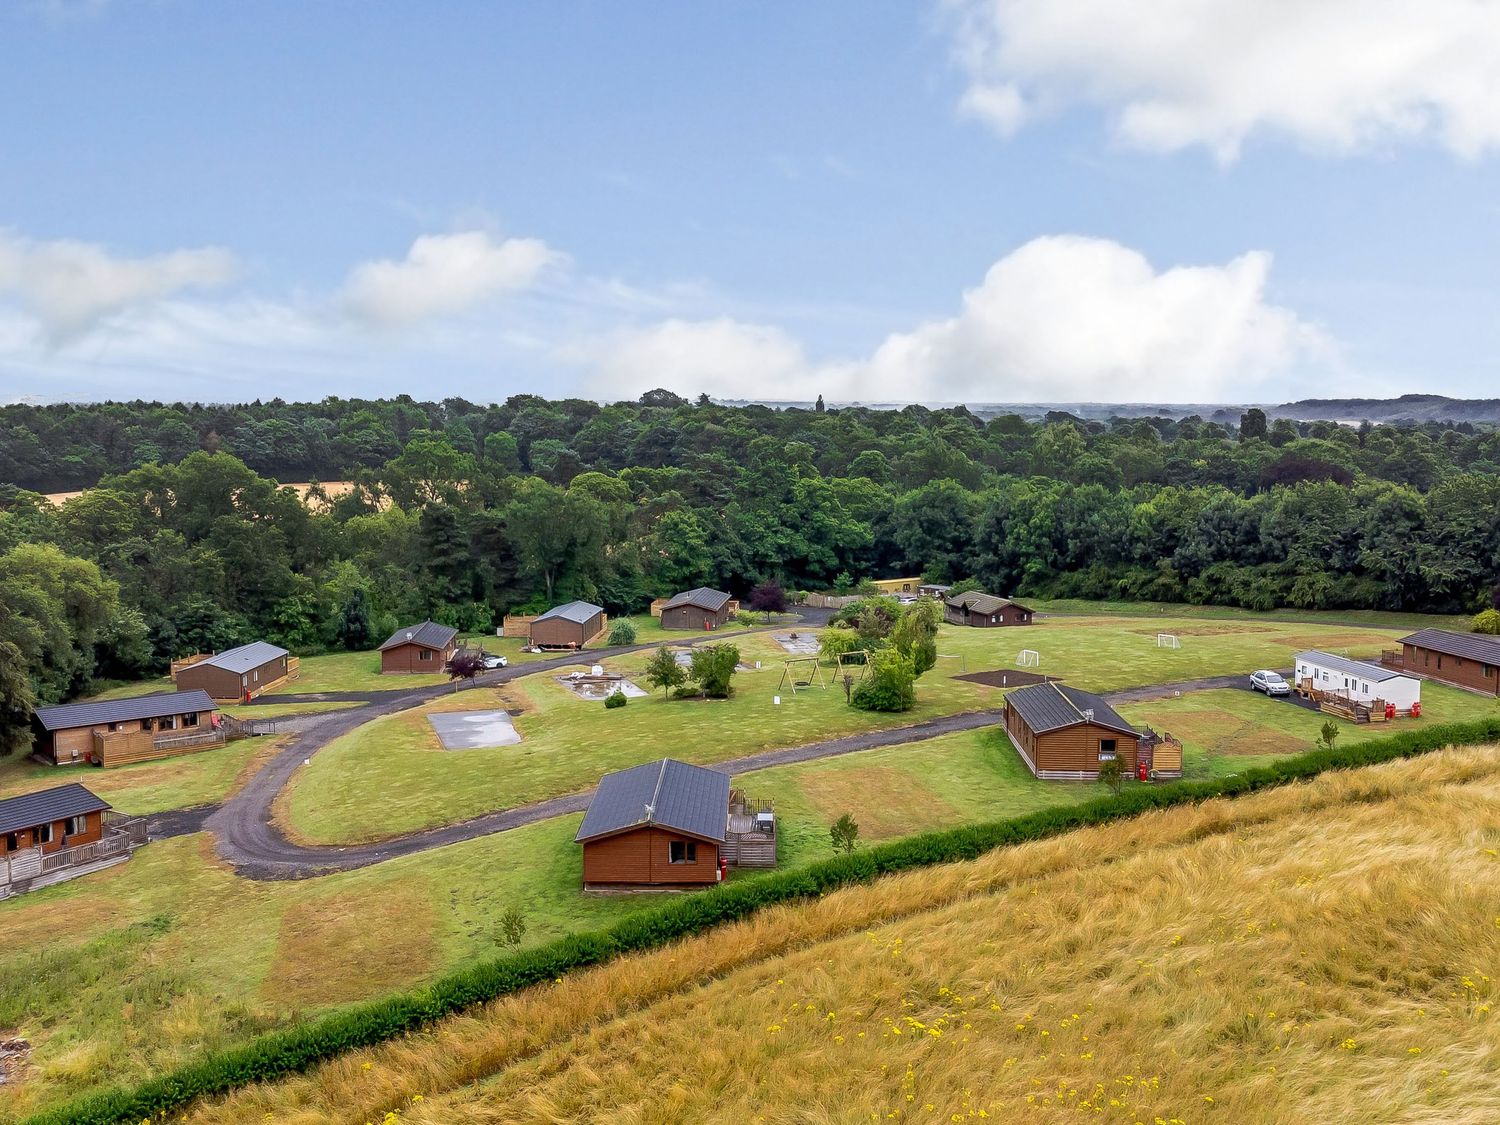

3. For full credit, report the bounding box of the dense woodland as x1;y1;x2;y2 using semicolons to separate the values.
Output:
2;391;1499;752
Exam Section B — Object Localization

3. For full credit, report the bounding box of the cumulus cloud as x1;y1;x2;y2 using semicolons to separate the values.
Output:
0;229;237;340
945;0;1500;159
582;236;1329;403
341;230;558;328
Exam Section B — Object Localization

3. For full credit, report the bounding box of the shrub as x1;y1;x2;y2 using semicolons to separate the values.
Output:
817;629;867;667
689;643;740;698
604;690;628;709
851;650;915;712
495;907;527;948
1098;757;1123;797
830;813;860;854
607;620;637;645
735;610;758;627
1472;608;1500;635
33;716;1500;1125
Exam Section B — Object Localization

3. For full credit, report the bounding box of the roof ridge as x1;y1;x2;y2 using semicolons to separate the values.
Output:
1049;679;1080;718
646;758;669;826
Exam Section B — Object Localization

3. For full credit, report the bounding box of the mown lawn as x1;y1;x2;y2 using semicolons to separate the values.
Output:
282;613;1419;843
1029;597;1470;632
0;737;284;816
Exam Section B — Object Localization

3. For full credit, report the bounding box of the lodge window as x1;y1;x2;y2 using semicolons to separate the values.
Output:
140;718;153;732
1484;665;1494;679
159;715;177;731
64;815;86;837
669;840;697;864
184;712;198;727
1099;739;1117;761
419;648;432;661
36;823;53;844
4;833;17;851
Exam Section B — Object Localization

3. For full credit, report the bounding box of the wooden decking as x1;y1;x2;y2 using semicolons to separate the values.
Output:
722;792;777;867
0;814;146;899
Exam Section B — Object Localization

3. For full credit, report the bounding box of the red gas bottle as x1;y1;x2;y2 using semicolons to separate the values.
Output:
1411;700;1422;718
1137;758;1148;782
718;856;728;883
1385;702;1396;720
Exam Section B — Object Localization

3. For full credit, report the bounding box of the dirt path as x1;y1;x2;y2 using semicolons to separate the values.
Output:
184;664;1239;881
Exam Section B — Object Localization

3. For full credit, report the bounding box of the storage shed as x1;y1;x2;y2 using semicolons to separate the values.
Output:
530;600;606;649
659;588;734;631
576;759;729;888
1397;629;1500;697
174;641;292;702
1002;682;1140;780
32;690;221;766
1294;651;1421;711
379;620;459;674
944;590;1034;627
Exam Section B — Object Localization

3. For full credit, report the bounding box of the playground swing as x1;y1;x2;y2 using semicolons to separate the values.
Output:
836;649;872;684
778;656;827;695
1016;649;1041;668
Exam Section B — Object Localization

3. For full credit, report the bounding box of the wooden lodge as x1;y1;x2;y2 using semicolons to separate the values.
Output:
378;620;459;674
173;641;296;702
943;590;1034;628
658;587;735;631
32;690;222;767
1390;629;1500;697
0;783;146;899
576;759;775;888
529;600;607;649
1002;681;1181;780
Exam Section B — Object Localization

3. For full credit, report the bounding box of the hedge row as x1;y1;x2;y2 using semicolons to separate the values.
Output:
29;717;1500;1125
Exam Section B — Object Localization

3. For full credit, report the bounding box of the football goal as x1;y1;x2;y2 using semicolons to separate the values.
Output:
1156;633;1181;649
1016;649;1040;668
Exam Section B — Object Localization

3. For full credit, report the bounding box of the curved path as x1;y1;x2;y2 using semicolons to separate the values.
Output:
189;616;1246;880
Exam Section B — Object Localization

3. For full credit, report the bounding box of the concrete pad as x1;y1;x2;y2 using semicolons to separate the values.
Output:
428;709;521;750
774;633;819;655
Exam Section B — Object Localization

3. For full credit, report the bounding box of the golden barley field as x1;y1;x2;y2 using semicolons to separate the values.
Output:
187;746;1500;1125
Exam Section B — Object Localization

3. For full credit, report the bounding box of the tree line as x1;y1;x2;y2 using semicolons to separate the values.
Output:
2;392;1498;753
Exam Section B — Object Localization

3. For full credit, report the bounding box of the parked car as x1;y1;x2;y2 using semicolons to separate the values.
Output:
1250;670;1290;696
481;654;508;670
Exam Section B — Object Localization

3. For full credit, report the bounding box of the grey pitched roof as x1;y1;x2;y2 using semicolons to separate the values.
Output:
576;758;729;844
1006;682;1136;738
661;587;732;613
0;783;110;836
197;641;288;674
378;620;459;652
34;690;218;732
1400;629;1500;664
536;600;604;625
946;590;1030;615
1295;650;1409;683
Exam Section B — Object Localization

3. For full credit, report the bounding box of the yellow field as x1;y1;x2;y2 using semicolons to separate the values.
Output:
184;744;1500;1124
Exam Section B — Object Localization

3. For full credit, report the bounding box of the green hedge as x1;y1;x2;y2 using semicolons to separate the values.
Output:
28;717;1500;1125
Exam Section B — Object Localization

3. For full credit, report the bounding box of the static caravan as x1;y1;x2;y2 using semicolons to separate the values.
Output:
1294;651;1421;711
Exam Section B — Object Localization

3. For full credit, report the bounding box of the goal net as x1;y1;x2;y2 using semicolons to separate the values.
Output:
1156;633;1181;649
1016;649;1040;668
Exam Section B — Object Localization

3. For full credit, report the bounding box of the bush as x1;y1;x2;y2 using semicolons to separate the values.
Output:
607;620;638;645
851;650;915;712
735;610;758;627
603;690;628;709
1472;608;1500;635
689;643;740;698
817;629;868;667
34;716;1500;1125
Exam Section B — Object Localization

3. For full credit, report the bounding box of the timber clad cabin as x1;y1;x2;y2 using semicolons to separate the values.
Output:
1003;682;1142;780
943;590;1034;627
1396;629;1500;697
576;759;729;888
659;587;734;631
530;600;606;649
379;620;459;674
174;641;292;702
32;690;221;767
0;783;146;899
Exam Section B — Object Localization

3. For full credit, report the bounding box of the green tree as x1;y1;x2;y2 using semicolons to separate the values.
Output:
1471;608;1500;635
607;619;638;645
335;588;375;651
643;645;687;698
850;649;915;712
829;812;860;853
1239;408;1268;442
689;642;740;698
1318;720;1340;751
1098;757;1124;797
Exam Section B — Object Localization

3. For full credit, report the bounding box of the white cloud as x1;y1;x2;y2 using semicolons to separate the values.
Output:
944;0;1500;160
341;230;559;328
581;236;1329;403
0;230;237;340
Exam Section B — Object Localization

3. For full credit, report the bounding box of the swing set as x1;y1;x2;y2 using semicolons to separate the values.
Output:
777;656;827;695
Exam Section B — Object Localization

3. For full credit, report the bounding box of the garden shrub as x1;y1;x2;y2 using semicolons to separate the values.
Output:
689;643;739;698
606;619;637;645
1472;608;1500;635
851;650;915;712
33;716;1500;1125
603;690;628;709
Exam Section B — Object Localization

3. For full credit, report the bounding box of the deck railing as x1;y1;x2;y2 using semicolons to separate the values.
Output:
5;816;145;889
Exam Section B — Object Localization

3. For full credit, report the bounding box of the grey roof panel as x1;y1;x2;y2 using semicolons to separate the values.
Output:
1294;650;1408;683
661;587;732;612
378;620;459;652
1006;682;1136;737
1400;629;1500;664
0;783;110;836
947;590;1030;615
536;600;605;625
34;690;218;732
198;641;289;674
576;758;729;843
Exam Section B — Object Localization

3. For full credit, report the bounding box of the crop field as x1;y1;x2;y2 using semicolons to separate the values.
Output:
279;613;1420;843
182;744;1500;1125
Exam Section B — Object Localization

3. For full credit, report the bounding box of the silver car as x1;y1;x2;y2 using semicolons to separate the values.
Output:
1250;669;1290;696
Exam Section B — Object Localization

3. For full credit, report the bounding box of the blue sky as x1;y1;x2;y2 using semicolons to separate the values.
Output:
3;0;1499;404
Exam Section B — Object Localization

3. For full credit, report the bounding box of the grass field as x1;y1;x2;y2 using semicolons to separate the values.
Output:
178;743;1500;1125
1030;596;1471;632
281;613;1421;844
0;737;285;817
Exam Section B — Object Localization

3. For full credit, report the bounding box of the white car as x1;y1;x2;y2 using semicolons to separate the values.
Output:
481;654;508;670
1250;670;1290;696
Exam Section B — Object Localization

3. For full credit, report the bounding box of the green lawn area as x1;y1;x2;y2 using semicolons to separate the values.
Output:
220;700;363;720
1029;597;1470;632
0;736;283;816
281;613;1419;844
